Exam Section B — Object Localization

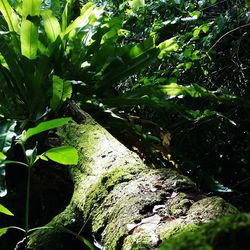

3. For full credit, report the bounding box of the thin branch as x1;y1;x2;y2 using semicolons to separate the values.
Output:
208;23;250;53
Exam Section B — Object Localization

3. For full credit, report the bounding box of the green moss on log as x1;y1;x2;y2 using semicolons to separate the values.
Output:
168;193;192;216
122;232;154;250
187;197;239;222
158;197;239;242
27;117;241;250
159;213;250;250
91;171;166;249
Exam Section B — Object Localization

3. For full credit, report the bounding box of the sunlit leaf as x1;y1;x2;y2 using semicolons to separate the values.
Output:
20;0;42;59
201;24;210;33
129;36;155;58
0;52;9;70
0;121;16;153
20;19;39;59
192;27;201;39
0;227;8;237
95;37;159;90
50;75;72;110
158;37;179;59
62;2;95;37
23;117;72;142
41;10;61;42
129;0;145;12
0;203;13;216
22;0;42;18
191;50;200;60
185;62;193;69
0;152;6;160
101;17;123;44
45;146;78;165
189;10;201;19
61;0;71;32
104;81;250;124
0;0;19;33
38;154;48;161
80;236;96;250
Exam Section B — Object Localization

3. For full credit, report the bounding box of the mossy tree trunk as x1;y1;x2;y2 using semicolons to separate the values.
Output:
26;106;238;250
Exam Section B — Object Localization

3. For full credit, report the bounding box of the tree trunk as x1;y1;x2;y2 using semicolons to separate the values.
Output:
26;106;239;250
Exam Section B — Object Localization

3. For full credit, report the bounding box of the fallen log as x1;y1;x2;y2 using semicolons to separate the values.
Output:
27;106;239;249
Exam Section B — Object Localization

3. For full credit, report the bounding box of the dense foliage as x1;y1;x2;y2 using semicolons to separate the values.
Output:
0;0;250;248
0;0;179;247
86;0;250;196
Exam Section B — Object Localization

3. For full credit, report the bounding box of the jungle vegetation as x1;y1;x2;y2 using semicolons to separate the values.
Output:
0;0;249;249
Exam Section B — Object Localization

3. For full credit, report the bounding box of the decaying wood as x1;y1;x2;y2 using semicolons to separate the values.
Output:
27;105;238;250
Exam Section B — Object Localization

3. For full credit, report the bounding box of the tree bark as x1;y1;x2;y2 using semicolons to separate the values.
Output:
26;107;238;250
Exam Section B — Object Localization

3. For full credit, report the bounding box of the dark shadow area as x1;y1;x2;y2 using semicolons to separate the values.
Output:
0;160;74;249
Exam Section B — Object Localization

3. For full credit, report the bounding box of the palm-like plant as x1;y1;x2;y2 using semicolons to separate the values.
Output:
0;0;177;195
0;0;176;122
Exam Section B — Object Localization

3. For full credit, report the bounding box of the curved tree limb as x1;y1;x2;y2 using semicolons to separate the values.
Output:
27;105;238;250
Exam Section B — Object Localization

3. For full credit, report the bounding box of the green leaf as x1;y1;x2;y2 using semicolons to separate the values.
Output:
129;0;145;12
20;19;39;59
23;117;72;142
104;82;250;123
38;154;48;161
193;27;201;39
94;37;158;91
98;48;158;91
0;121;16;153
80;236;96;250
0;152;6;160
61;0;72;32
191;50;200;60
201;24;210;33
60;226;96;250
41;10;61;42
0;227;8;237
0;0;19;33
0;203;13;216
0;40;26;102
184;62;193;69
0;121;15;197
20;0;42;59
37;40;49;55
22;0;42;18
0;52;9;69
62;2;95;37
129;36;155;58
45;146;78;165
101;17;123;44
158;37;179;59
25;146;37;166
0;162;6;197
189;10;201;19
183;46;192;58
50;75;72;110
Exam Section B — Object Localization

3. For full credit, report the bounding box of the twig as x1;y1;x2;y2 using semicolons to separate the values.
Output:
208;23;250;53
